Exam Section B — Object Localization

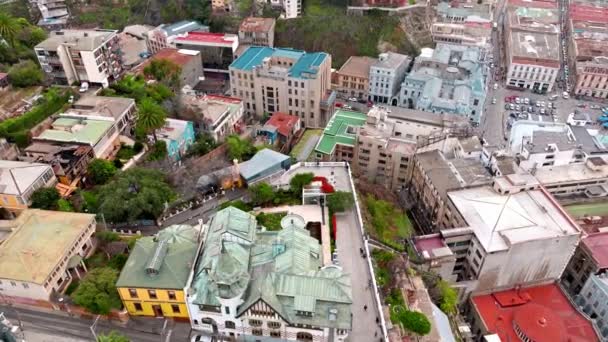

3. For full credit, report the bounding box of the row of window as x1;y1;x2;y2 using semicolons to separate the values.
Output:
132;302;181;314
128;288;177;300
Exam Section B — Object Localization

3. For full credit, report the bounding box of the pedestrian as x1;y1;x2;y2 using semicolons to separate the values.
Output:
376;317;380;324
375;331;378;337
364;305;368;311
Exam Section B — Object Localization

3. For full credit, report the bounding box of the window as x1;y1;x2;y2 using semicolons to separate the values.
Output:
148;290;157;299
249;319;263;327
225;321;236;329
22;283;29;289
296;332;313;341
134;303;143;311
171;304;180;313
252;329;263;336
268;321;281;329
225;306;230;314
10;281;16;287
168;291;176;300
270;331;281;337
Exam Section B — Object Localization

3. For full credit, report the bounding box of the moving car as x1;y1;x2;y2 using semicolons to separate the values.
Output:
563;91;570;99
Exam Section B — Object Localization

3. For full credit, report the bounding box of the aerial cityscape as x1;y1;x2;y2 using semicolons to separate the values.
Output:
0;0;606;340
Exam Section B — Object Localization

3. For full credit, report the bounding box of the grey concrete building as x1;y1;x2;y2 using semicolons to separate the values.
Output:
562;232;608;298
368;52;411;105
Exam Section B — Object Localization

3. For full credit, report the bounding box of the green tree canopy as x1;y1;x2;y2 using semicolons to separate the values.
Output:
395;310;431;336
8;60;44;87
96;168;176;223
289;172;314;194
226;135;256;162
87;158;118;185
327;191;354;213
143;59;181;88
248;182;274;206
438;280;458;316
72;267;122;315
136;98;167;142
97;331;130;342
188;133;216;156
0;12;19;46
30;187;60;210
147;140;168;161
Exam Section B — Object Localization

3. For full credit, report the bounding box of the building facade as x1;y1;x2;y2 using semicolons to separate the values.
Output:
186;207;352;341
398;44;486;123
229;47;332;128
181;94;244;143
174;32;239;72
561;232;608;298
431;2;493;48
334;56;376;100
0;161;57;213
35;29;123;87
143;21;209;54
368;52;410;105
22;143;95;186
0;210;95;301
117;225;201;319
575;273;608;339
238;17;276;47
154;119;195;161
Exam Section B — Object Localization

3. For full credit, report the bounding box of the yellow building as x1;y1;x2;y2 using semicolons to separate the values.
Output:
116;224;201;318
0;161;57;214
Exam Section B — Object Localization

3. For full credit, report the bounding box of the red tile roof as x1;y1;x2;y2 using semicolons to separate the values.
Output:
266;112;300;137
175;32;236;46
471;284;599;342
239;17;275;33
582;232;608;269
571;5;608;24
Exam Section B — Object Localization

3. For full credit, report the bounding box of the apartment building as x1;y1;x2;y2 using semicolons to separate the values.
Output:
314;109;368;164
174;32;239;72
534;157;608;199
22;143;95;187
415;174;582;294
575;273;608;339
561;232;608;298
334;56;376;100
431;2;493;48
505;5;561;93
35;29;123;87
144;21;209;54
186;207;352;341
0;210;96;301
238;17;276;47
368;52;410;105
229;47;332;128
569;5;608;99
212;0;235;12
34;0;69;28
259;0;301;18
180;94;244;143
0;161;57;213
399;44;486;123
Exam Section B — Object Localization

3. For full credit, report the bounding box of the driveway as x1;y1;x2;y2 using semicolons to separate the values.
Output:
336;210;382;342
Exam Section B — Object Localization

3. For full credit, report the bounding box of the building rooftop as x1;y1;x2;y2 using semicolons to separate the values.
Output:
448;184;580;252
189;207;352;329
36;29;118;51
239;149;290;181
582;232;608;269
510;31;560;67
471;283;599;342
0;161;52;196
161;20;208;36
525;130;576;153
508;6;560;33
231;46;329;79
570;126;607;154
533;159;608;185
68;95;135;121
239;17;276;33
338;56;376;79
315;110;368;155
180;94;242;126
264;112;300;137
37;118;114;146
0;209;95;284
175;32;237;47
414;234;452;259
123;24;154;39
116;224;200;289
135;48;200;75
156;119;191;142
372;52;410;70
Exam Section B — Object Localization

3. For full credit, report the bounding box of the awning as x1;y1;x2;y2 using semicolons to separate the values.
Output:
67;254;83;268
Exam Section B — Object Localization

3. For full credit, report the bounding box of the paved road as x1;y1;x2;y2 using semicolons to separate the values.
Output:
0;305;192;342
161;189;246;227
335;210;382;342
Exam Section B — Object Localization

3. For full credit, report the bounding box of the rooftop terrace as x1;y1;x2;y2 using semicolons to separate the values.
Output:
314;110;368;155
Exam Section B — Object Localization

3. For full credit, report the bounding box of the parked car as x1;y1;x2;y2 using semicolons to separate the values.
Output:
335;102;344;108
191;335;213;342
79;82;89;93
494;83;498;90
343;105;353;110
509;103;515;110
348;97;358;102
549;94;559;101
524;98;530;104
492;98;497;104
563;91;570;99
504;104;510;110
515;97;521;104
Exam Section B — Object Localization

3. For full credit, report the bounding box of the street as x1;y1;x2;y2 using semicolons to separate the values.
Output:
160;188;247;227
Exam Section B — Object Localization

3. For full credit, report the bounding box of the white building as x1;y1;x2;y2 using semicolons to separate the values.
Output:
576;273;608;339
258;0;301;18
534;157;608;199
143;21;209;54
368;52;411;105
35;29;123;87
186;207;352;341
181;94;244;143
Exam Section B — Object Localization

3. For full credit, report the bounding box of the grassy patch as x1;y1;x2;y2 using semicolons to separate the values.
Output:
220;200;254;212
386;288;407;323
116;144;137;161
85;252;108;269
565;202;608;218
290;129;322;160
365;196;412;250
257;212;287;231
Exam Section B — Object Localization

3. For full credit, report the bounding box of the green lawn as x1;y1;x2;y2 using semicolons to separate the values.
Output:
565;202;608;218
257;212;287;231
365;196;412;251
290;129;322;161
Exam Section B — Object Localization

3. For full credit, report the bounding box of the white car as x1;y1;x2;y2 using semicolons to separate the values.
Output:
492;98;497;104
343;105;353;110
493;83;498;90
563;91;570;99
348;97;358;102
524;98;530;104
515;98;521;104
79;82;89;93
191;335;213;342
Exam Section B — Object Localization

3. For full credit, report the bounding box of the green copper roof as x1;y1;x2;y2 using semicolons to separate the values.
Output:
230;46;328;79
116;225;200;289
189;207;352;330
38;118;113;145
315;110;368;156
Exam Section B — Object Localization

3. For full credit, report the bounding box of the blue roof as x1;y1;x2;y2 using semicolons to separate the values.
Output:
230;46;328;79
239;149;290;181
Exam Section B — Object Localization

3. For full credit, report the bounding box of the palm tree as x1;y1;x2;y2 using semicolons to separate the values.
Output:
0;13;19;46
136;98;167;142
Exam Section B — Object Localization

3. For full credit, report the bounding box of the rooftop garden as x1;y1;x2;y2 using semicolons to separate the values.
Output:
256;212;287;231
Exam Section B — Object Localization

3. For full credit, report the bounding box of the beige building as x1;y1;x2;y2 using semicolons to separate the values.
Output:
334;56;375;100
431;2;493;48
230;46;333;128
570;18;608;98
238;17;275;47
0;210;96;301
35;29;122;87
0;161;57;213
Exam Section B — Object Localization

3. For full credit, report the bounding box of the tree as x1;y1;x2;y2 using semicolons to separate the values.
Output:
438;280;458;316
188;133;216;156
71;267;122;315
226;135;256;162
87;159;118;185
97;331;130;342
0;12;19;46
96;168;176;223
327;191;354;213
289;172;314;194
8;60;43;87
57;198;74;212
136;98;167;142
30;187;60;210
143;59;181;89
147;140;168;161
395;310;431;336
249;182;274;206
